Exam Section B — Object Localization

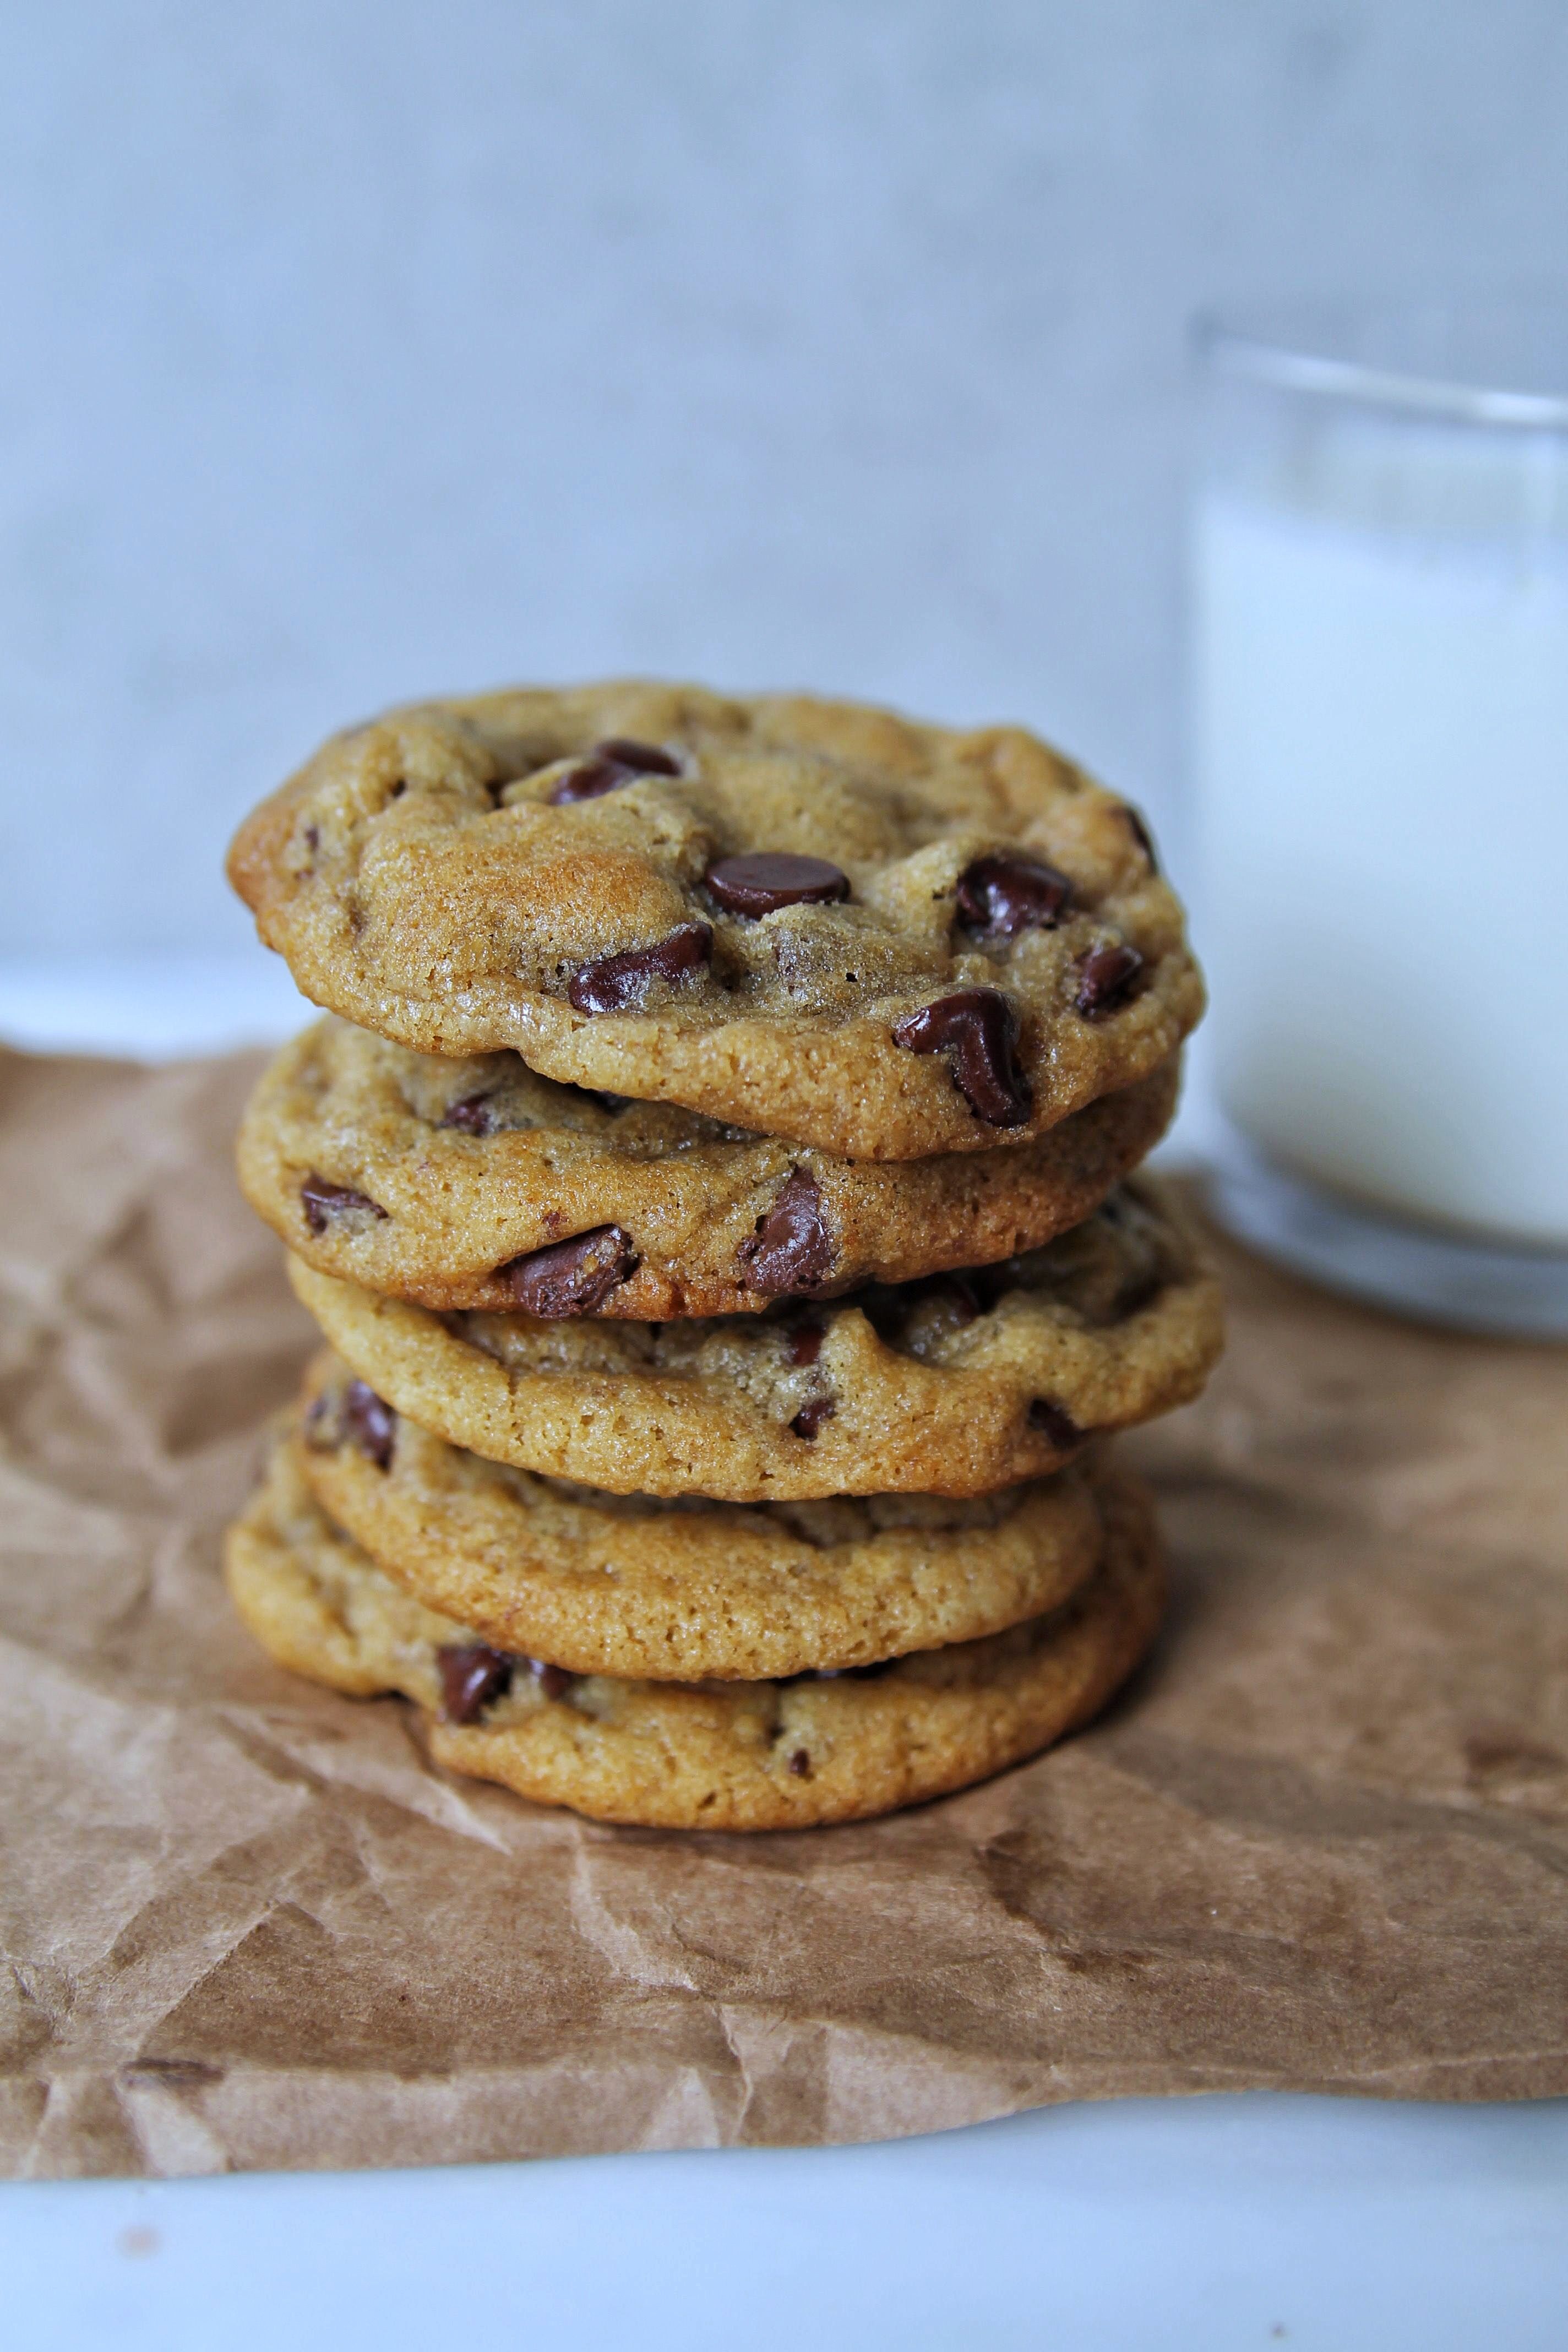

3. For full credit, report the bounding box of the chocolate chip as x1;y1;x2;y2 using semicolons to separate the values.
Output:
341;1380;396;1470
738;1169;836;1296
440;1092;498;1136
524;1656;576;1702
791;1397;836;1441
890;988;1032;1128
300;1174;388;1234
1027;1398;1084;1451
788;1748;812;1777
437;1642;515;1725
955;851;1072;940
503;1225;640;1317
1074;943;1144;1018
548;738;680;803
1122;807;1159;871
786;1320;824;1365
548;754;634;804
303;824;319;853
567;923;713;1014
705;853;850;917
596;737;682;776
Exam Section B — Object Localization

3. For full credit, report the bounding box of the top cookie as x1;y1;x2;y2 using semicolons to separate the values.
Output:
227;681;1204;1159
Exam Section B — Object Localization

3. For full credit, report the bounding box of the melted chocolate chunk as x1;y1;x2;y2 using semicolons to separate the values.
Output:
1122;807;1159;871
785;1320;825;1366
504;1226;639;1317
437;1642;515;1725
1027;1398;1084;1451
787;1748;812;1778
705;853;849;917
890;988;1032;1127
738;1168;836;1295
341;1380;397;1470
1074;943;1144;1018
440;1092;498;1136
790;1397;836;1442
548;754;633;804
955;851;1072;940
548;738;682;804
566;923;712;1015
597;737;682;776
300;1174;388;1234
524;1656;576;1701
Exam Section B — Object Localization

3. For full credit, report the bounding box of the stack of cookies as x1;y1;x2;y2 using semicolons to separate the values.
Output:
222;683;1221;1829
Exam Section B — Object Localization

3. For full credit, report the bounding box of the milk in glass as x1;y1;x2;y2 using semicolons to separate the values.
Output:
1194;350;1568;1256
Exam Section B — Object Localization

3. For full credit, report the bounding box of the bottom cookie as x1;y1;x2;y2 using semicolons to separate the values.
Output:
225;1435;1165;1830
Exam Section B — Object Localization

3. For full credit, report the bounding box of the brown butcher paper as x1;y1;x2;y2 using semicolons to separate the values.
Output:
0;1044;1564;2178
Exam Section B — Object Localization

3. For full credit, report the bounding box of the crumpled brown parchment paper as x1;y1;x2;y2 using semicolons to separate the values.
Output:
1;1044;1564;2179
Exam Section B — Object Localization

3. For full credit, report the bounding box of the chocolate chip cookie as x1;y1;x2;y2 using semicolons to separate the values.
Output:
293;1355;1115;1677
286;1184;1224;1500
240;1016;1181;1316
226;682;1204;1159
225;1431;1164;1830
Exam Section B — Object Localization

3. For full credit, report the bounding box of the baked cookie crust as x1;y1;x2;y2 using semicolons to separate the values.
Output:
285;1184;1224;1500
239;1017;1180;1316
227;682;1204;1160
225;1435;1164;1830
293;1357;1113;1678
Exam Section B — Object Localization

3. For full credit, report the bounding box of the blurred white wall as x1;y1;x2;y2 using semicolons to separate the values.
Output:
2;0;1564;955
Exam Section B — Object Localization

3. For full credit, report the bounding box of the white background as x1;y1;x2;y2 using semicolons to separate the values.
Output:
3;0;1567;956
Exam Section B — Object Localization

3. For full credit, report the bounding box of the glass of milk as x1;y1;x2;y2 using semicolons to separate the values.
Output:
1190;301;1568;1336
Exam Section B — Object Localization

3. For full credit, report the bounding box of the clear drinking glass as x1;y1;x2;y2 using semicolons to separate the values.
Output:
1189;299;1568;1337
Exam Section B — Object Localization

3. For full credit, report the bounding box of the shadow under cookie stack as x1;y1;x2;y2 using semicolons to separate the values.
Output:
222;682;1223;1830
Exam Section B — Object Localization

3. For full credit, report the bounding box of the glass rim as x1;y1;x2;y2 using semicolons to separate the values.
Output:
1195;303;1568;432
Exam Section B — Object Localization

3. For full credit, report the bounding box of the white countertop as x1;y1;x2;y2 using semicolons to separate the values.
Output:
8;2093;1568;2352
3;957;1563;2352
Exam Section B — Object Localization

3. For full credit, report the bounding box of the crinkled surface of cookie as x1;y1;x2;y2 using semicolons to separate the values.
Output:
293;1358;1109;1676
224;1435;1163;1830
287;1184;1224;1500
241;1017;1181;1315
226;682;1204;1158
